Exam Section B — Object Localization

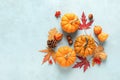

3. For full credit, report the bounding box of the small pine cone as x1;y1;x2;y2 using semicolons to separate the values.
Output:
47;39;57;48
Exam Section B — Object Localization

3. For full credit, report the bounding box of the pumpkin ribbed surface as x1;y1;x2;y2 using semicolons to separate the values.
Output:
61;13;80;33
74;35;96;57
55;46;76;67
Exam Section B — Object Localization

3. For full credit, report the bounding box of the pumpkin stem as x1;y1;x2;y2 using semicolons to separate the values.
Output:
64;52;71;59
84;37;88;48
69;18;78;24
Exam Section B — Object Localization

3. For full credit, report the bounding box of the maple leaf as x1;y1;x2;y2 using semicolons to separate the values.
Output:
39;49;48;53
73;56;90;72
79;12;94;30
39;48;56;64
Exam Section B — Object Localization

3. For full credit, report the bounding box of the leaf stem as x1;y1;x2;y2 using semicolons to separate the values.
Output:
83;29;87;35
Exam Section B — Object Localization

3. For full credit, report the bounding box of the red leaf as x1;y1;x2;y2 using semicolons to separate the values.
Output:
81;12;87;25
79;12;94;30
55;11;61;18
73;56;90;72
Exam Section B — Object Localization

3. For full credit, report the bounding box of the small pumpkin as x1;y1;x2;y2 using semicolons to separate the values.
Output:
74;35;96;58
61;13;80;33
55;46;76;67
98;32;108;42
94;52;107;60
94;46;107;60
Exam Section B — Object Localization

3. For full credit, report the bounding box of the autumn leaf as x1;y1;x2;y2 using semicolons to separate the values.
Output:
39;48;56;64
39;49;48;53
48;28;58;40
79;12;94;30
73;56;90;72
42;52;51;64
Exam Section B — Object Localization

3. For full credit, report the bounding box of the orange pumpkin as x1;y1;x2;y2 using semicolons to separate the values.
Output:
61;13;80;33
74;35;96;58
55;46;76;67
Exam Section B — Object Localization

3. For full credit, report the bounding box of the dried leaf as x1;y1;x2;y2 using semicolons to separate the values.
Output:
39;49;48;53
94;45;107;60
40;48;56;64
92;45;107;66
48;28;58;40
79;12;94;30
73;56;90;72
42;52;51;64
94;52;107;61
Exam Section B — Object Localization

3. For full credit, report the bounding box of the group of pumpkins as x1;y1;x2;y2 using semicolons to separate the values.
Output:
49;13;108;67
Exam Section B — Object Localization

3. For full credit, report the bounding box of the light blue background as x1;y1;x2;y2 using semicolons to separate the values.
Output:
0;0;120;80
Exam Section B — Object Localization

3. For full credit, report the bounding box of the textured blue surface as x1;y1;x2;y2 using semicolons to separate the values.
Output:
0;0;120;80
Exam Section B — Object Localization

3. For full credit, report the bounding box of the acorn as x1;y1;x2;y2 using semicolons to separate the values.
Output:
88;13;93;20
66;35;73;45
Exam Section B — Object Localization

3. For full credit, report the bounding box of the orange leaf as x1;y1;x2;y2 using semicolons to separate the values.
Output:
42;53;51;64
39;49;48;53
39;48;56;64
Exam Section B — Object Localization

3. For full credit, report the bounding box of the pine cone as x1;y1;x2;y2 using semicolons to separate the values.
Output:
47;40;57;48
